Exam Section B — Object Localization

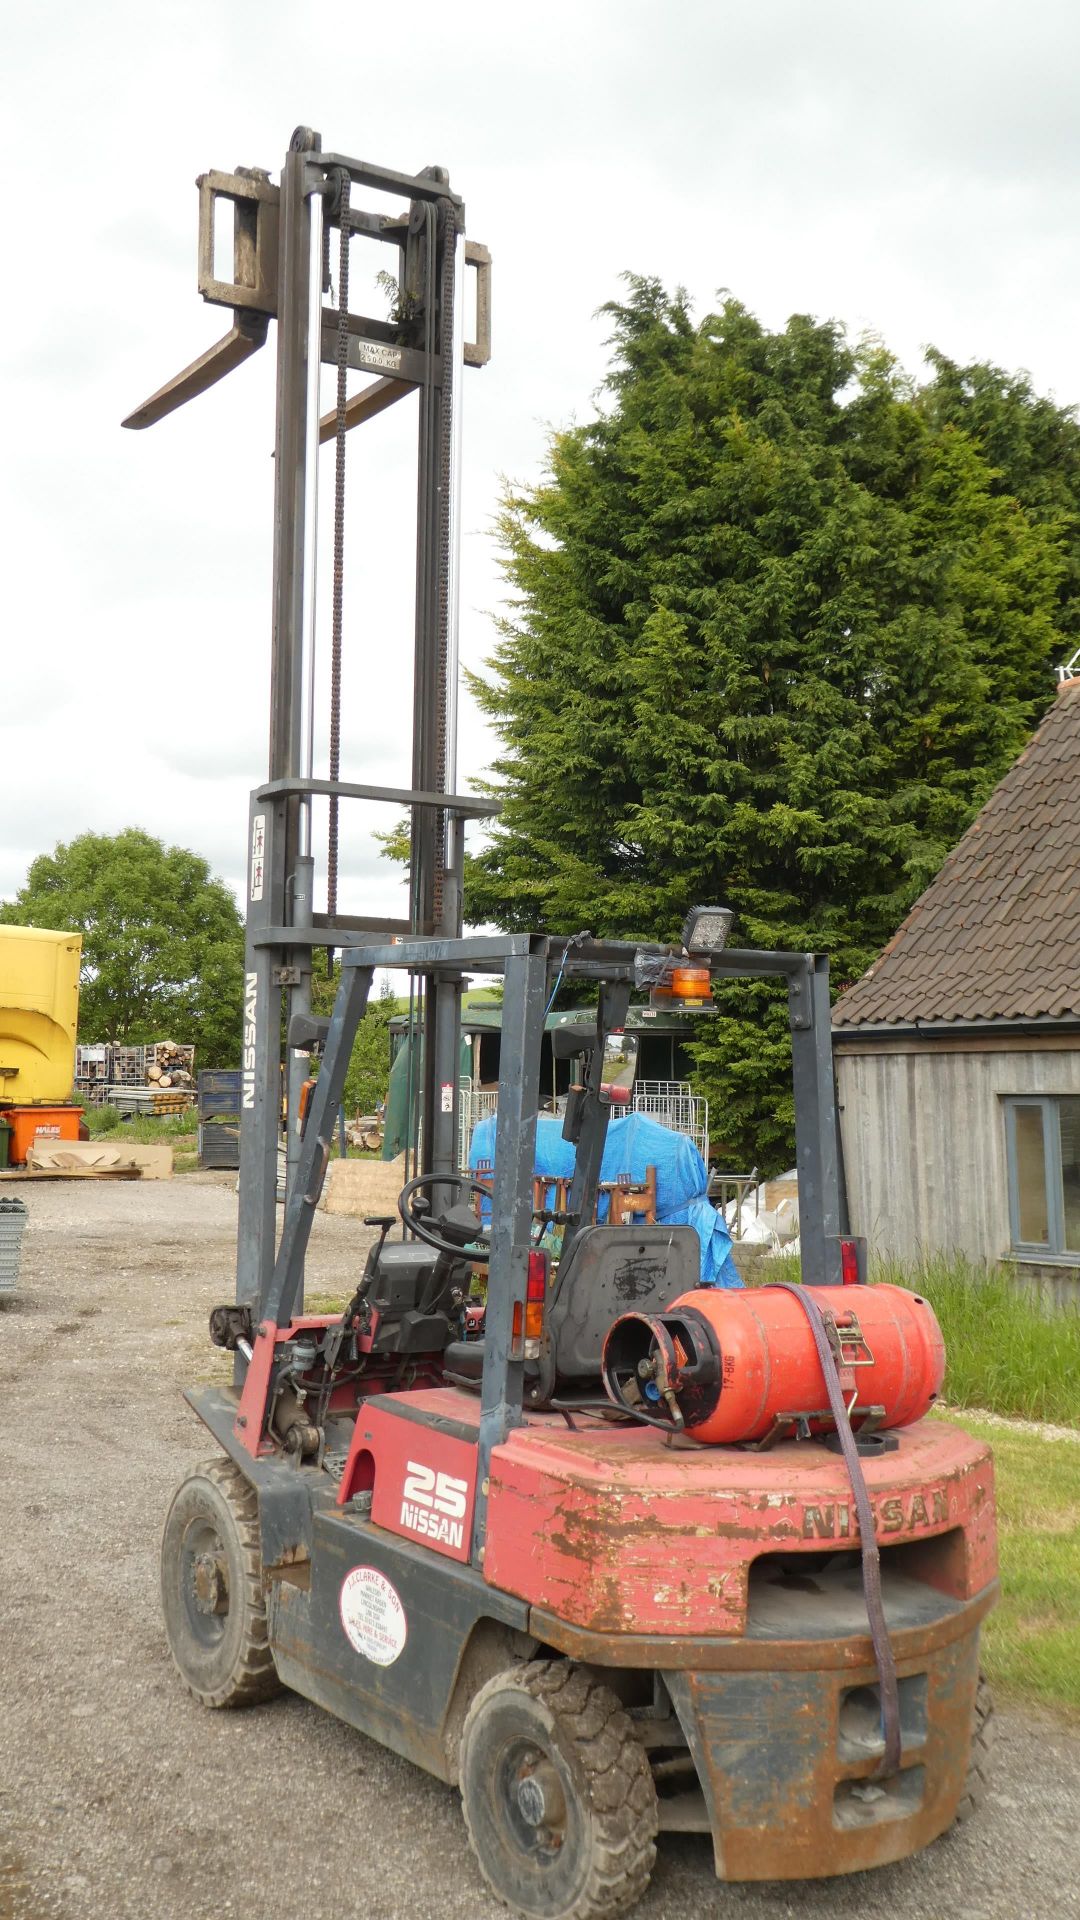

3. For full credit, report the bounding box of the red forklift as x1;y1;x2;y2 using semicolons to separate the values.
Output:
126;128;996;1920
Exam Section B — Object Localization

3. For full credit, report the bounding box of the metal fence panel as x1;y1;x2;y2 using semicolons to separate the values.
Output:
457;1078;708;1167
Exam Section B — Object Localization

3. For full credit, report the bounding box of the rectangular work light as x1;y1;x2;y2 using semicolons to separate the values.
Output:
681;906;733;954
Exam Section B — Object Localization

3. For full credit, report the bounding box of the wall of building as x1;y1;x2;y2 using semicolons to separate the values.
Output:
835;1038;1080;1288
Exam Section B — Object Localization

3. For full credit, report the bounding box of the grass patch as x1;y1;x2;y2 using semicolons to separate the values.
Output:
884;1255;1080;1426
949;1414;1080;1716
748;1250;802;1286
83;1102;200;1167
84;1105;197;1143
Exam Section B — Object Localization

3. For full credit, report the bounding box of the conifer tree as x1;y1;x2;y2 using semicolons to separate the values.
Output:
467;282;1068;1167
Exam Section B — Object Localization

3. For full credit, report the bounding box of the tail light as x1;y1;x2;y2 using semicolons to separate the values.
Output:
840;1237;863;1285
525;1250;548;1348
511;1250;550;1359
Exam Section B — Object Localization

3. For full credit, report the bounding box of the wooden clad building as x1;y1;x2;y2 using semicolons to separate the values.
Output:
833;676;1080;1296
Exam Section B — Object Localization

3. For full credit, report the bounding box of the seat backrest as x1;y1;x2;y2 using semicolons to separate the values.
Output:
538;1224;700;1393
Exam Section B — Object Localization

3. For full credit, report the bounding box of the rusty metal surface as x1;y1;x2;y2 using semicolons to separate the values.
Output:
484;1417;996;1637
463;240;491;366
121;314;268;430
317;374;411;442
665;1626;982;1881
526;1581;996;1672
482;1409;996;1883
196;168;280;314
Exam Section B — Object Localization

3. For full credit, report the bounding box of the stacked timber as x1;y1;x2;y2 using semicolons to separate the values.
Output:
109;1086;195;1117
74;1039;197;1109
144;1041;195;1089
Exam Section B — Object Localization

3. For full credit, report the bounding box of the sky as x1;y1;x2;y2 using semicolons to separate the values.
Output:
5;0;1080;928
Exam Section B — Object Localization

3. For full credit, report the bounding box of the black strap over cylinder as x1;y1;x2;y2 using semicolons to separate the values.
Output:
764;1282;902;1778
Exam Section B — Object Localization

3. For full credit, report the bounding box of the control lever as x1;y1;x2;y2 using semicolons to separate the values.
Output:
364;1215;396;1256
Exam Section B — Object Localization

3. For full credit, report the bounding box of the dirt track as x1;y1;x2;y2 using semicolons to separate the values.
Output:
1;1177;1078;1920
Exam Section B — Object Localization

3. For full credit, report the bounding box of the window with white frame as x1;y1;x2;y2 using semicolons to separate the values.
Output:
1003;1096;1080;1258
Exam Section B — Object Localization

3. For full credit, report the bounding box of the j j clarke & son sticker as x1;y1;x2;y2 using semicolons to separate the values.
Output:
339;1566;407;1666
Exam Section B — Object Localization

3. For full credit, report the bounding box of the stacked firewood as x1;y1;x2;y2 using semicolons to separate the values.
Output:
144;1041;195;1090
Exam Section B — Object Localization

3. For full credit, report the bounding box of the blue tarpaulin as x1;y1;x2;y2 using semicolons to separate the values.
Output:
468;1110;742;1289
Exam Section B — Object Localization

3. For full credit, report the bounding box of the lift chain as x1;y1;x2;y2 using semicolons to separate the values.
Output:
327;168;352;941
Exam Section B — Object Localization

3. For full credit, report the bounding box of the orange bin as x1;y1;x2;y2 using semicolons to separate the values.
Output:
3;1105;83;1165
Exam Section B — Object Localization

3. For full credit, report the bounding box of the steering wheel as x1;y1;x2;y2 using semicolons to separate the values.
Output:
397;1172;564;1263
398;1172;496;1262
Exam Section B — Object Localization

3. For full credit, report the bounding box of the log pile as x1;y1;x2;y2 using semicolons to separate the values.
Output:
144;1041;195;1090
75;1039;197;1108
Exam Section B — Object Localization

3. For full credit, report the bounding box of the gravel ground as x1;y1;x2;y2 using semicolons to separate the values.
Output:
1;1177;1078;1920
940;1404;1080;1445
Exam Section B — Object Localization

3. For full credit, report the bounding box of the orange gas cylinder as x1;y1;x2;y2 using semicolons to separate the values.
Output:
601;1284;945;1443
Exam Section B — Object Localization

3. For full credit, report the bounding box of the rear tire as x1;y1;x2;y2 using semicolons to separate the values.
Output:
954;1671;995;1824
161;1457;281;1709
459;1659;657;1920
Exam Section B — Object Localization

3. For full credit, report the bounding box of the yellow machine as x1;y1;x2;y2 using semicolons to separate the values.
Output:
0;926;82;1104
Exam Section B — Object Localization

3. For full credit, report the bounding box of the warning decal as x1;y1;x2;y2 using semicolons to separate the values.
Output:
250;813;266;903
339;1566;407;1666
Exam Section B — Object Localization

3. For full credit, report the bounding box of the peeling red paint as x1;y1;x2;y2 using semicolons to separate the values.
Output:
484;1417;996;1636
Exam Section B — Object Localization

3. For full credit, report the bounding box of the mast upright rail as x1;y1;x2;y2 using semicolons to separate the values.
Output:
125;127;493;1311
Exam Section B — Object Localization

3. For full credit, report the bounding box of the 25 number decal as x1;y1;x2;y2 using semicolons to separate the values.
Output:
402;1461;468;1520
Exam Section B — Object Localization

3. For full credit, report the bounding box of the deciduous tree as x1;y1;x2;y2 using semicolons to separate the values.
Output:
0;829;245;1066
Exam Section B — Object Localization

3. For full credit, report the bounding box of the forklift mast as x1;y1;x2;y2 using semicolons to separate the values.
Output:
124;124;848;1379
125;128;497;1315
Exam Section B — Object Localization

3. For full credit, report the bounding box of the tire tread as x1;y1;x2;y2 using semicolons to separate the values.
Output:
163;1456;281;1710
954;1672;995;1825
460;1658;657;1920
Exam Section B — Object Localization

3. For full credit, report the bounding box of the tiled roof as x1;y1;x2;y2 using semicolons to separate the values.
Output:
833;678;1080;1028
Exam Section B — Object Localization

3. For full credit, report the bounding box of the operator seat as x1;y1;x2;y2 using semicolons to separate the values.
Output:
442;1223;700;1406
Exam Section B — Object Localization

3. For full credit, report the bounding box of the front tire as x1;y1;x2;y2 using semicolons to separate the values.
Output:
161;1457;281;1709
459;1660;657;1920
954;1671;995;1824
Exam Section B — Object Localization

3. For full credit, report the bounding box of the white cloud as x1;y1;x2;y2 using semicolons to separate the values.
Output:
4;0;1080;914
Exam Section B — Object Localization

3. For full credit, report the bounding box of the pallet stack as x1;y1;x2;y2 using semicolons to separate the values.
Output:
110;1086;195;1117
0;1196;29;1292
